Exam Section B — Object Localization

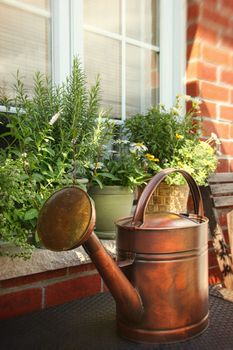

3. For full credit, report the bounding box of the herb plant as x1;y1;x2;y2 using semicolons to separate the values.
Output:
87;130;149;190
0;57;111;257
125;95;220;185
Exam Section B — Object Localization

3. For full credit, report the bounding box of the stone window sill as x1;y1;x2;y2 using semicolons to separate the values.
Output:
0;240;116;281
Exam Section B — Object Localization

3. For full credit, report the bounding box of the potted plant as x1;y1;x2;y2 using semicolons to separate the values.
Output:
125;95;221;213
87;125;149;239
0;57;110;257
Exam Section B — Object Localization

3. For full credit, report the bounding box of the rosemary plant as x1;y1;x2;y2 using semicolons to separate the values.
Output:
0;57;112;258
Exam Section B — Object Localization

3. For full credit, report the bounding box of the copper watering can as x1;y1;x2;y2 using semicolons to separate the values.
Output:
37;169;209;344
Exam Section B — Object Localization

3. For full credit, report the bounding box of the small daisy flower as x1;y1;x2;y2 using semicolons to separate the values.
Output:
130;143;148;152
170;107;180;115
176;133;184;140
95;162;104;169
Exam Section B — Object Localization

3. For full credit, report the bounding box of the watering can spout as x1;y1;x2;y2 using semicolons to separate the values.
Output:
37;186;144;323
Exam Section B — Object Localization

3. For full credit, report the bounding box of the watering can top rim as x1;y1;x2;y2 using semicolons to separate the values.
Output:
116;212;208;231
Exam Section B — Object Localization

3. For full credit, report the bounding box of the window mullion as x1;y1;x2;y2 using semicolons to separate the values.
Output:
159;0;186;107
51;0;71;86
140;0;146;113
70;0;84;67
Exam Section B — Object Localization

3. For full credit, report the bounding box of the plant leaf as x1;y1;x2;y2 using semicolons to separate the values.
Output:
24;208;38;221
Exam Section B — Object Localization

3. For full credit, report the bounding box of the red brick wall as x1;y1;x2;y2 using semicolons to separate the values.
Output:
187;0;233;283
187;0;233;172
0;263;103;320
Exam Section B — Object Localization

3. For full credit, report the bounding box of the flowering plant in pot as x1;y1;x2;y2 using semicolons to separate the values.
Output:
87;126;149;239
125;95;221;213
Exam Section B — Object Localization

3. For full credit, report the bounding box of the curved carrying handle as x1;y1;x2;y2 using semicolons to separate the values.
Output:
133;168;204;225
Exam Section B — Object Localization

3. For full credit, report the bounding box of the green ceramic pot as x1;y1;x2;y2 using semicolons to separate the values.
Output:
88;186;134;239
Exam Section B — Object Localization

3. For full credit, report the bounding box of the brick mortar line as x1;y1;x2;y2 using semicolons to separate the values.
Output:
0;270;99;295
202;116;232;125
201;98;232;105
201;80;233;89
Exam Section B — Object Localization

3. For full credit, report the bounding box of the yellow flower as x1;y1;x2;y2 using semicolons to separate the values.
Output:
176;133;184;140
145;153;159;162
135;142;144;147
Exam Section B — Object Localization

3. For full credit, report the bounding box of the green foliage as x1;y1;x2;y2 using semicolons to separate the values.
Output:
125;95;201;166
0;156;54;258
87;129;150;190
0;57;111;258
125;95;220;185
164;137;219;185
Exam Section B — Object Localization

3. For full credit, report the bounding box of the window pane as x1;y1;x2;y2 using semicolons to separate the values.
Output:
126;0;159;46
19;0;48;9
0;0;51;97
126;45;159;117
84;0;121;34
84;32;121;118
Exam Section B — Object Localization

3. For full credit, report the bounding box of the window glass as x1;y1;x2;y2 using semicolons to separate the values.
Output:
126;0;159;46
126;46;159;116
84;0;159;119
85;32;121;118
0;0;51;97
84;0;121;34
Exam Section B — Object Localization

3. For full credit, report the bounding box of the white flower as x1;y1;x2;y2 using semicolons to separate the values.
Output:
170;107;180;115
184;95;192;101
95;162;104;169
210;132;218;141
89;162;104;170
21;152;27;158
49;111;61;125
208;133;221;145
113;139;129;145
130;142;148;153
191;97;202;106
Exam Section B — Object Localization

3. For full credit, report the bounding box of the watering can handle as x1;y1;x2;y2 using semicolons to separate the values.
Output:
132;168;204;225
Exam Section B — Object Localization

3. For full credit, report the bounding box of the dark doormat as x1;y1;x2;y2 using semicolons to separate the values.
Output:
0;288;232;350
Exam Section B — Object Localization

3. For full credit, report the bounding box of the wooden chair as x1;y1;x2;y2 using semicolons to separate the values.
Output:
200;173;233;290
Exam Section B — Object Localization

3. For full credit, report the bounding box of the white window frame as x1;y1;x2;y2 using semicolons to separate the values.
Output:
52;0;186;115
159;0;186;108
0;0;186;114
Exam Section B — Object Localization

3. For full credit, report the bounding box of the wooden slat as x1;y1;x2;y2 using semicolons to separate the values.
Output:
212;224;233;289
210;183;233;195
213;195;233;208
227;210;233;260
209;172;233;183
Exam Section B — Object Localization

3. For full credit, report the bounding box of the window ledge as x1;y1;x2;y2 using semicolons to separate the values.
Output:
0;240;116;281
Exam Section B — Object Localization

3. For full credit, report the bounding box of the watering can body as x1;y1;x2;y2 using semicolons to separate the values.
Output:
116;214;208;343
37;169;209;344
